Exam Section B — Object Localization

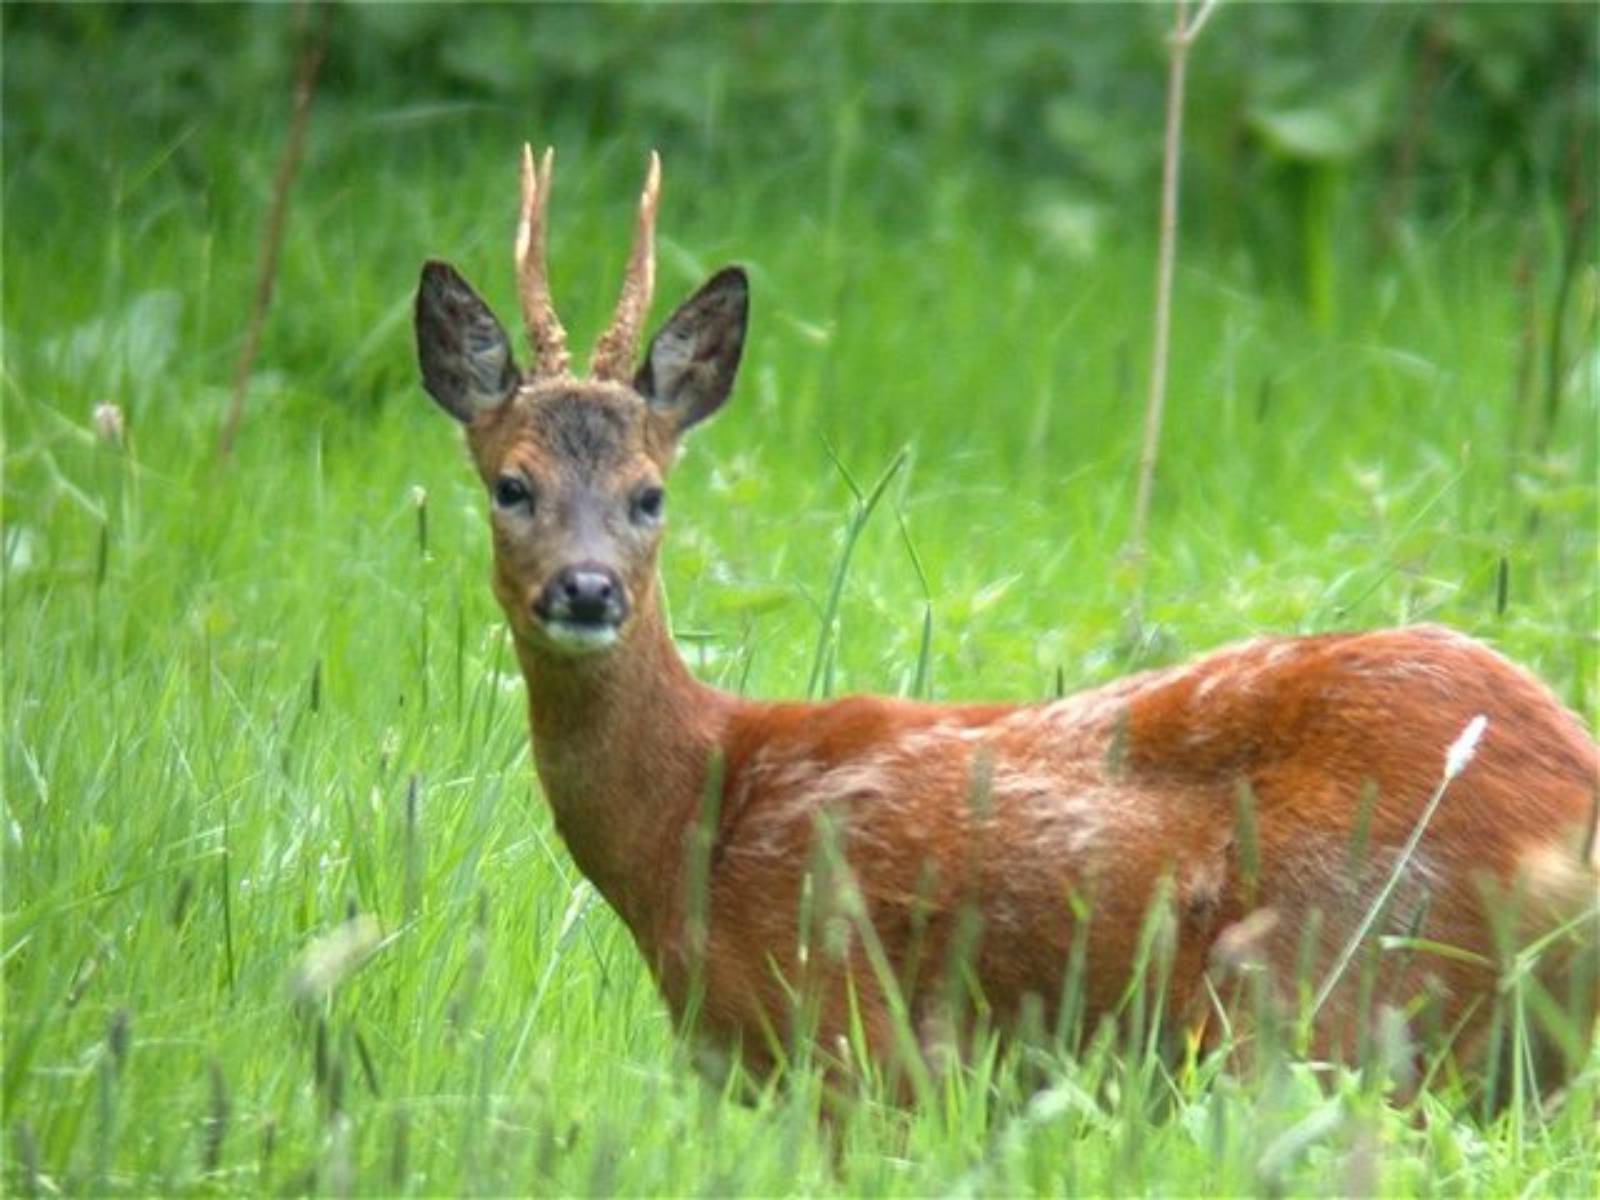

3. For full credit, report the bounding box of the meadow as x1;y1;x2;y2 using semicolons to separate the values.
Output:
3;5;1597;1195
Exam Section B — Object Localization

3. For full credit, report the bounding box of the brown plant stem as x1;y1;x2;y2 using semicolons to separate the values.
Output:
218;1;329;460
1128;0;1218;611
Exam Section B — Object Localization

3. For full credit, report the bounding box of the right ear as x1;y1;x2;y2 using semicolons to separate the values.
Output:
415;260;520;422
634;266;749;435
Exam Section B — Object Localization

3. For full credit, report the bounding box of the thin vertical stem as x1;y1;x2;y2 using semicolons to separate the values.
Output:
218;1;329;459
1128;0;1217;607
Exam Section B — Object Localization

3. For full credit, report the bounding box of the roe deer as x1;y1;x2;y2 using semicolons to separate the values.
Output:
415;146;1599;1097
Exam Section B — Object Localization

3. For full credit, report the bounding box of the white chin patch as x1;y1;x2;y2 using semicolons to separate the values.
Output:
539;621;620;656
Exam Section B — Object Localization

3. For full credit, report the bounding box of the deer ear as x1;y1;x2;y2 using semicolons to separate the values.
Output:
415;261;520;422
635;266;748;433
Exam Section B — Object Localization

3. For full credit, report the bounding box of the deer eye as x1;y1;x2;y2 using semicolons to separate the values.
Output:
630;485;666;525
493;475;533;511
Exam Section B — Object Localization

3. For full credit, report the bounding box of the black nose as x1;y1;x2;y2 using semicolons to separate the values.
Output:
536;564;628;627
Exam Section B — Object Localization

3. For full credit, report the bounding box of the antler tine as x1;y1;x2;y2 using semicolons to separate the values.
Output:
590;151;662;381
516;143;571;378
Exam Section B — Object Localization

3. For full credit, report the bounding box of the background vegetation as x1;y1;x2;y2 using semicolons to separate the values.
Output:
4;3;1596;1194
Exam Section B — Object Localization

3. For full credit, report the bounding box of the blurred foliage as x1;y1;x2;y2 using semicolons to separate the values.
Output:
5;2;1594;260
2;2;1593;428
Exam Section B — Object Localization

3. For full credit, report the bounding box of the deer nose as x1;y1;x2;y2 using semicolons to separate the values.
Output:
537;564;628;628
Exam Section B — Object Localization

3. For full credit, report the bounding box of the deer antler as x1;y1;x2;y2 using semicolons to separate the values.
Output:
516;144;571;378
590;151;661;382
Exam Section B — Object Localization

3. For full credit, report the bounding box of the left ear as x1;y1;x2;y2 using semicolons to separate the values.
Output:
415;260;520;422
634;266;748;434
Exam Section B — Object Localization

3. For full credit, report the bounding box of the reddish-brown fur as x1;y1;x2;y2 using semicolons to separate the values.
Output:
416;149;1599;1096
520;623;1597;1083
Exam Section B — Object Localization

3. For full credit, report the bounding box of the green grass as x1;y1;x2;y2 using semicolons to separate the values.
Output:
4;10;1598;1196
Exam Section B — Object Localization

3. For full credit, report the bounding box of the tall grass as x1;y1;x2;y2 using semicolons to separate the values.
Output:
4;9;1597;1196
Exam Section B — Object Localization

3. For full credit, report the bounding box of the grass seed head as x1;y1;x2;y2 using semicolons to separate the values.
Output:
93;401;125;445
289;915;382;1002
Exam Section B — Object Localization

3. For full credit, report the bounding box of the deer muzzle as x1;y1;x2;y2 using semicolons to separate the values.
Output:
533;562;630;654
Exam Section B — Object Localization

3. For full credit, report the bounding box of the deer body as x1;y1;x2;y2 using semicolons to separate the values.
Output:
417;147;1599;1091
527;609;1596;1080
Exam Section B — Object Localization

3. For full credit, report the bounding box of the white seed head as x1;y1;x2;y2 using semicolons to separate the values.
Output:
93;402;125;445
1444;714;1489;782
288;914;382;1001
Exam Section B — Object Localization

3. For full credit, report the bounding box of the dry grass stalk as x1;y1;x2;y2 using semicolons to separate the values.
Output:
1128;0;1219;606
217;1;329;460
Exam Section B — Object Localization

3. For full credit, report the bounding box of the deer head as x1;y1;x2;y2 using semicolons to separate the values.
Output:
415;146;748;659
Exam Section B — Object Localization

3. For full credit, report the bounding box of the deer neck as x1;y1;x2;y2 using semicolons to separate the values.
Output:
512;589;730;950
